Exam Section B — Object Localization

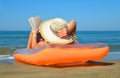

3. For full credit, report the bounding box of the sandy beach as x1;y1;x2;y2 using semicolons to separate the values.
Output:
0;60;119;78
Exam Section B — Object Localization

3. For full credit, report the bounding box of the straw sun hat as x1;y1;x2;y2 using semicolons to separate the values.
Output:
39;18;73;44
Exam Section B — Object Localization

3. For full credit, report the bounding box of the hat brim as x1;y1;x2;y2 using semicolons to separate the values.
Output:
39;20;73;44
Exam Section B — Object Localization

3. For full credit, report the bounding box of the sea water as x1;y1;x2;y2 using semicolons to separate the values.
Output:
0;31;120;62
76;31;120;52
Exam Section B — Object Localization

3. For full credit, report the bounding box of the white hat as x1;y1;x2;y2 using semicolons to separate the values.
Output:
39;18;73;44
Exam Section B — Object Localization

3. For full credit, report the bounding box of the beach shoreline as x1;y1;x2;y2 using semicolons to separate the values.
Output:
0;51;120;78
0;60;119;78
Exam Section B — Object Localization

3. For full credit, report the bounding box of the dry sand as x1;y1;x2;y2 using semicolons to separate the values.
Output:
0;60;120;78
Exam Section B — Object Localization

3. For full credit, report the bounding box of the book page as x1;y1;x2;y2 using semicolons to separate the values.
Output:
28;16;41;30
28;18;34;30
31;16;41;30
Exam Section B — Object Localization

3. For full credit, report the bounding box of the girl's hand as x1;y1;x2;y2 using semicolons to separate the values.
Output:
32;29;39;33
32;29;39;37
56;28;69;38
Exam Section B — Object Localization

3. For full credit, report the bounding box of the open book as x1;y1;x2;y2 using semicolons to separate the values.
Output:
28;16;41;30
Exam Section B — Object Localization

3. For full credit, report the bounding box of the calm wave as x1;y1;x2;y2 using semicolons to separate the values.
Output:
0;31;120;55
76;31;120;52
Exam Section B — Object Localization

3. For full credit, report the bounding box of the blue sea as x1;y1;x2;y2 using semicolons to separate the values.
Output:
0;31;120;63
0;31;120;53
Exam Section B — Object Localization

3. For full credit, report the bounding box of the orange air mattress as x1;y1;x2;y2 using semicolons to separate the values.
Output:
13;43;109;66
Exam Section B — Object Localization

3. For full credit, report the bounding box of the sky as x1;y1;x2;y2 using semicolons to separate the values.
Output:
0;0;120;31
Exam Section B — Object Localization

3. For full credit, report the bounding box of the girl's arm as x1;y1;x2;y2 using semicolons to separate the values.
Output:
57;20;76;38
27;31;33;49
31;30;38;49
68;20;76;35
27;30;38;49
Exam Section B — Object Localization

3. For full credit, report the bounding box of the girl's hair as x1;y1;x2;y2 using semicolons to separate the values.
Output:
36;32;44;43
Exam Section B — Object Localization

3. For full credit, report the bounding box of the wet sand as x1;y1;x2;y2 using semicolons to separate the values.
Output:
0;60;119;78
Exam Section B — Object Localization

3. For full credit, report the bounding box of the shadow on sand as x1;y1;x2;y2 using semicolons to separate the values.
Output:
44;61;115;68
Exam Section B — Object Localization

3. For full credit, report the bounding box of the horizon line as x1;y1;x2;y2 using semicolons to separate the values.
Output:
0;30;120;32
